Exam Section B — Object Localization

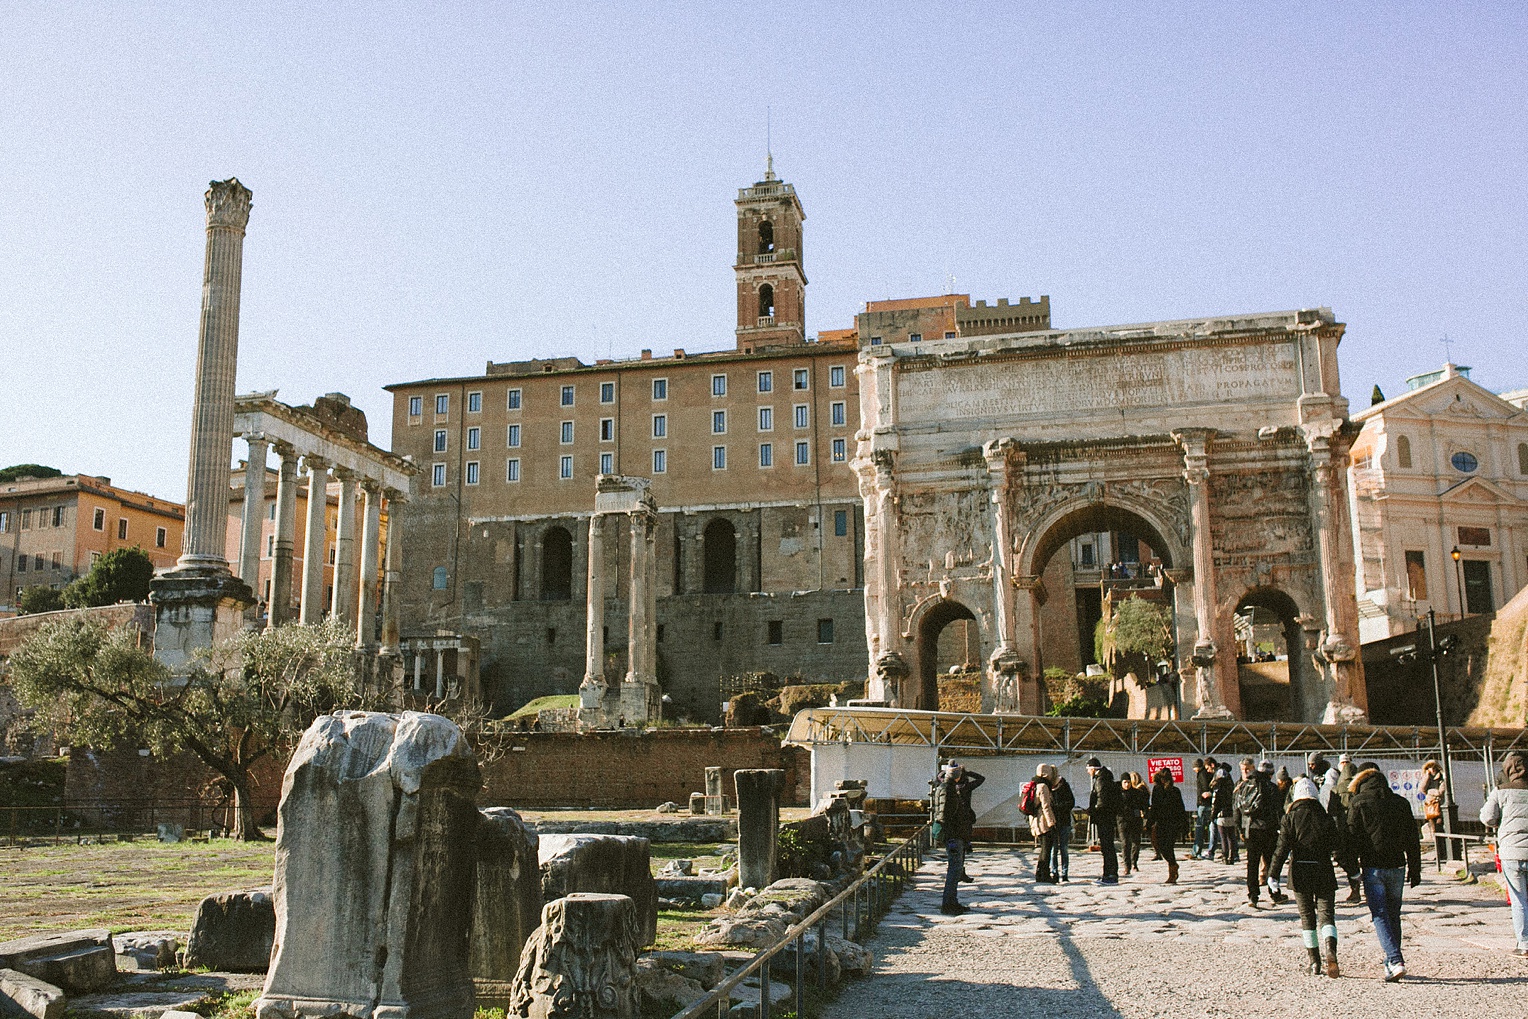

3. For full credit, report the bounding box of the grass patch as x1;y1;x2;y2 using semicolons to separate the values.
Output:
199;989;258;1019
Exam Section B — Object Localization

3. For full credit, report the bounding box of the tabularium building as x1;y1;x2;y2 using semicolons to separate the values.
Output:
386;165;1049;721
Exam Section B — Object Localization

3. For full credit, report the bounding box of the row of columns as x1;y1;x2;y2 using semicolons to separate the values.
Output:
579;478;661;724
236;434;406;649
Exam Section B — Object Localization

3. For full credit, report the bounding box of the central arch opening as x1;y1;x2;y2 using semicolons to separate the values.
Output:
918;599;978;711
1235;587;1313;721
703;518;737;594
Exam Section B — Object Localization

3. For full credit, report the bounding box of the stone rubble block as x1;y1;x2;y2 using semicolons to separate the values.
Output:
738;878;831;924
538;834;658;947
632;958;706;1015
0;931;117;995
692;916;788;949
655;874;732;904
642;951;726;990
510;893;642;1019
470;807;543;1009
184;890;275;972
527;818;736;842
112;933;180;973
0;967;65;1019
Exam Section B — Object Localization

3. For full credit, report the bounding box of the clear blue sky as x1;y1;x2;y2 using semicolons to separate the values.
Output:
3;3;1524;501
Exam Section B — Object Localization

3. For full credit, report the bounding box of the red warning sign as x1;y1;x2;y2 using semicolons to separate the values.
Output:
1147;757;1185;783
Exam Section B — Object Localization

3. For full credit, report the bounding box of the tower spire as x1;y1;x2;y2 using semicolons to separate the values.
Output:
764;106;776;180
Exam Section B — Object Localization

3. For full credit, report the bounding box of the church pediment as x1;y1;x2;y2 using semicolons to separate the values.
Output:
1368;374;1525;424
1438;476;1524;506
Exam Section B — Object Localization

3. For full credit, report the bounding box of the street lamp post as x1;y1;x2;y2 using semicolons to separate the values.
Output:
1452;546;1465;620
1424;610;1461;861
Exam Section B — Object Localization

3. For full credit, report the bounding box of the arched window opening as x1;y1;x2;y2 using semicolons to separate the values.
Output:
1396;434;1412;469
1518;441;1528;475
541;526;573;601
758;284;775;319
703;518;737;594
758;220;774;254
917;599;978;711
1234;588;1313;723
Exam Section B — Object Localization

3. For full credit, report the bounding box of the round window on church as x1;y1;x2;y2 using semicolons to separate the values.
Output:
1451;451;1479;473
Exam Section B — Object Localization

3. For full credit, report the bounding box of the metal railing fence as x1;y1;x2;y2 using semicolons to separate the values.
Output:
1;798;238;846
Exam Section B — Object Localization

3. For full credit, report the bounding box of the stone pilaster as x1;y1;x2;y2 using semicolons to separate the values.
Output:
356;482;382;648
1174;428;1233;719
268;441;299;628
299;456;330;625
238;433;269;594
329;468;358;626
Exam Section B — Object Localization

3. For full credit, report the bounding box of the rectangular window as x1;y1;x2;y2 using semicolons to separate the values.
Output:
945;331;956;339
434;429;448;452
52;507;63;527
51;551;61;570
652;449;667;474
267;534;275;557
714;622;724;642
713;446;727;470
793;368;809;390
870;336;883;346
908;332;922;343
465;461;480;485
758;406;773;431
21;509;30;529
435;394;449;416
759;442;773;467
507;388;522;410
506;458;520;482
767;620;783;645
93;507;105;530
467;391;482;413
599;452;614;475
831;401;846;426
466;427;480;451
795;441;810;465
559;455;573;480
507;424;521;447
652;414;667;438
0;511;8;533
652;378;667;401
757;370;773;393
329;544;336;565
712;410;727;434
600;418;614;442
831;438;847;462
711;374;727;397
829;365;846;387
156;526;166;548
117;518;128;540
1459;526;1491;546
34;508;45;530
1404;550;1427;600
834;509;848;536
16;556;24;572
794;404;809;428
1464;560;1494;614
409;395;423;417
269;501;276;520
600;382;615;403
1080;542;1096;568
432;463;447;487
560;421;574;444
817;618;835;644
561;385;575;407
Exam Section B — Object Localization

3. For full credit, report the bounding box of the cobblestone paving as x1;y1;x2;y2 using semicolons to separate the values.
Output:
821;845;1525;1019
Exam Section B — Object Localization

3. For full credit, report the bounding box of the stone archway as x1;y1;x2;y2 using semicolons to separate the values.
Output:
913;597;979;711
1234;587;1318;722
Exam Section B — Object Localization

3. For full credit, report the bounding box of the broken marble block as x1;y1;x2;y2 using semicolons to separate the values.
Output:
254;711;481;1019
509;893;641;1019
0;968;65;1019
184;890;275;972
470;807;544;1009
0;930;116;994
538;835;657;947
112;932;180;972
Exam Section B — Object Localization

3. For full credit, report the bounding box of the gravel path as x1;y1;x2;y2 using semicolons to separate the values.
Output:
820;844;1525;1019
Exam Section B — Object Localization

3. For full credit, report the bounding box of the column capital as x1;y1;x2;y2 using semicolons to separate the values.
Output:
303;454;330;473
205;178;252;232
272;439;298;460
385;487;408;505
332;465;358;483
1173;428;1215;485
360;477;383;496
243;431;269;447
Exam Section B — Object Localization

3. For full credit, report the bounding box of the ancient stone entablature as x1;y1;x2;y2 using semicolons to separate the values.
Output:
853;308;1368;723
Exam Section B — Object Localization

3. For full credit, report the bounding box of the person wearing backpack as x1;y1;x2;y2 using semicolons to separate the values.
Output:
1480;750;1528;957
931;760;985;915
1234;757;1286;908
1027;763;1060;883
1086;757;1122;884
1347;762;1422;980
1048;770;1077;883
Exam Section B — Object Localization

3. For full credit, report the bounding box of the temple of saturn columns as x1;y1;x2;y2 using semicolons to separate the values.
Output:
855;308;1369;725
577;475;662;727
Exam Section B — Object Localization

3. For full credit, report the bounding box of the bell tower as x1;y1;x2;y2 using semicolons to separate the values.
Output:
735;157;806;352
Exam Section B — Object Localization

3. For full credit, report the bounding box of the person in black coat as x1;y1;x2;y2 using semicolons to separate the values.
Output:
1148;767;1187;885
1086;757;1122;884
1270;777;1354;978
1210;764;1239;864
1347;763;1422;980
1120;772;1149;876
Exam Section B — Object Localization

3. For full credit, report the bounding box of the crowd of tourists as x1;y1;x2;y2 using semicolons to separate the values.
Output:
929;749;1528;982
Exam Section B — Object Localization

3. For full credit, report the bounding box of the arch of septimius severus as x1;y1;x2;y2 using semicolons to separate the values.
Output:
854;308;1368;724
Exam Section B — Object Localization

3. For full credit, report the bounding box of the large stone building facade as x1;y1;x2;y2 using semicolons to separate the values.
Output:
1348;363;1528;641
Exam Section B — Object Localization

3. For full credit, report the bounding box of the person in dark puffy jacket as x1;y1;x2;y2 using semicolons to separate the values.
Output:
1086;758;1122;884
1234;758;1285;907
1148;767;1187;885
1120;772;1149;876
1347;763;1422;981
1481;750;1528;956
931;761;985;915
1270;777;1354;978
1211;764;1239;864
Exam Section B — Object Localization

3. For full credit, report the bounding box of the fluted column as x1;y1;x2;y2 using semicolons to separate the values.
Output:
268;442;299;627
179;179;252;570
379;489;405;653
1174;428;1232;718
356;481;382;647
329;468;358;625
238;434;269;593
299;455;331;624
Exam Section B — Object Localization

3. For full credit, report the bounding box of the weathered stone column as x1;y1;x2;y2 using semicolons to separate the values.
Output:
380;489;405;653
509;894;641;1019
982;439;1023;710
1305;422;1368;724
704;766;725;815
735;769;785;890
179;179;252;572
860;451;903;702
255;711;480;1019
1174;429;1232;718
238;433;269;595
298;456;330;625
469;808;543;1010
738;513;760;592
268;442;299;628
356;481;381;647
620;500;659;722
580;513;607;711
329;468;358;626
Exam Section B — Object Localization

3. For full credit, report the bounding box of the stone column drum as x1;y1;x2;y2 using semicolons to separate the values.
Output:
734;769;786;890
508;893;641;1019
255;711;481;1019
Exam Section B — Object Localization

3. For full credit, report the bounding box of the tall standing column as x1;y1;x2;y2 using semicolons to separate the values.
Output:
1305;423;1368;723
982;439;1024;712
379;489;405;653
299;456;331;625
581;514;606;700
330;468;358;626
356;481;382;647
621;494;660;723
1174;429;1232;718
268;442;299;627
238;433;269;593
